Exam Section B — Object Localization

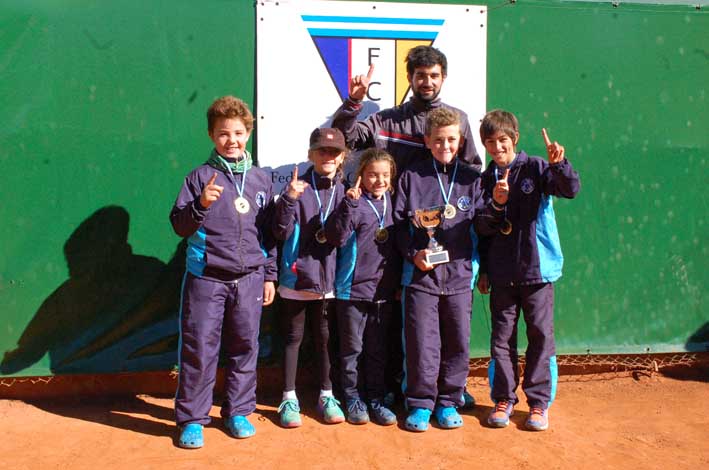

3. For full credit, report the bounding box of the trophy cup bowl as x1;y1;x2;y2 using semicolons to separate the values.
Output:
413;206;450;266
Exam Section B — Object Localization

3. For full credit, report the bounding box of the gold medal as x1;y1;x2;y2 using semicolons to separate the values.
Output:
444;204;457;219
315;228;328;244
375;227;389;243
501;219;512;235
234;197;250;214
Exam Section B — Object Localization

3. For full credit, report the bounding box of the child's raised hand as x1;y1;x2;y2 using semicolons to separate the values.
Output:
493;168;510;206
349;63;375;101
286;165;309;199
346;176;362;200
542;128;565;164
200;172;224;208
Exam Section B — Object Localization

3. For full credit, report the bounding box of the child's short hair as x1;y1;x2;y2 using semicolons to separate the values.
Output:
479;109;519;142
425;107;461;136
355;148;397;194
207;96;254;133
406;45;447;76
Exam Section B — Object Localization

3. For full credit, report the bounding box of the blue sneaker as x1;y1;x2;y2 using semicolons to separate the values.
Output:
178;423;204;449
318;396;345;424
461;389;476;409
224;415;255;439
278;399;302;428
369;400;397;426
346;399;369;425
487;400;514;428
434;406;463;429
404;408;432;432
525;407;549;431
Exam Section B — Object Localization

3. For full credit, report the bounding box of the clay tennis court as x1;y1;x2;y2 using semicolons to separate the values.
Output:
2;364;707;470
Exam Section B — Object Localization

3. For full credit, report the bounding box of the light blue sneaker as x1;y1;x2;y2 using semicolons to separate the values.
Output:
278;399;302;428
318;396;345;424
178;423;204;449
224;415;255;439
404;408;432;432
434;406;463;429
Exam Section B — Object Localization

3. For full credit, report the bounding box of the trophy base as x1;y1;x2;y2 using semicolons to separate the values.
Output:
426;250;450;266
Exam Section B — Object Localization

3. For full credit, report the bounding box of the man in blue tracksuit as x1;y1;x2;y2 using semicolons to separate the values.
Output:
170;96;277;448
476;109;580;431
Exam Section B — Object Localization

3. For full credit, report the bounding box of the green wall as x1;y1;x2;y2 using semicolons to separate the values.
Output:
0;0;706;377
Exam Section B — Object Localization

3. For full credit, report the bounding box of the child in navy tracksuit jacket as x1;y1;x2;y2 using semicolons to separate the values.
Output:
272;128;348;428
170;96;277;448
393;108;504;432
477;109;580;432
325;148;400;426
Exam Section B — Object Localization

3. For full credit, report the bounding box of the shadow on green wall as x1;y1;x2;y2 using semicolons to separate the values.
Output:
1;206;185;375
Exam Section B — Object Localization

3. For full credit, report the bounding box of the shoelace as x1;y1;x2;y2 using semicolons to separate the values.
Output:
495;401;510;413
321;396;341;409
529;407;545;417
278;400;299;413
348;400;367;414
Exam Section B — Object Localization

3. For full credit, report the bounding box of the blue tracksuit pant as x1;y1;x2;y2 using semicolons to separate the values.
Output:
488;282;557;409
403;288;471;411
336;300;392;403
175;270;263;426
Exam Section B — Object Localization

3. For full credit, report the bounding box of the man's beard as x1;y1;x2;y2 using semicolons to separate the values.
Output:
413;87;440;102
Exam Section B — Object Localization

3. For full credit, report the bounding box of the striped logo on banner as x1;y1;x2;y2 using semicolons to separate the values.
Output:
301;14;444;105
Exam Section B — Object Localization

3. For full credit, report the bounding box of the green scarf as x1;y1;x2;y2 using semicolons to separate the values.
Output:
207;149;253;174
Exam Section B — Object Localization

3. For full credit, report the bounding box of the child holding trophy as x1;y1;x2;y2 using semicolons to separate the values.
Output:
393;107;503;432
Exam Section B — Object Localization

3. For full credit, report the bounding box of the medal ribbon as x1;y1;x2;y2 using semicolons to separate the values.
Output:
365;193;387;229
311;172;336;226
433;158;458;206
217;154;247;200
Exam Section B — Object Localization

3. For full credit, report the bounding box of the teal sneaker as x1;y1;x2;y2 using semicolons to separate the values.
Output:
278;399;302;428
487;400;514;428
404;408;432;432
318;396;345;424
346;399;369;425
434;406;463;429
224;415;255;439
525;407;549;431
369;400;397;426
178;423;204;449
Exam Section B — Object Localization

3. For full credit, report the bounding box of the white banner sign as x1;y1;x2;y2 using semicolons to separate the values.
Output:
256;0;487;192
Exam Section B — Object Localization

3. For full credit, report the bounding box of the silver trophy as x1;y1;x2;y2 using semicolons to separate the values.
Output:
413;206;450;266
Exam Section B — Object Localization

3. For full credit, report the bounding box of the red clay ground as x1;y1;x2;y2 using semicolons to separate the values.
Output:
2;371;707;470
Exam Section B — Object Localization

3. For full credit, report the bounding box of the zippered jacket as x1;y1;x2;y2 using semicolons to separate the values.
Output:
331;96;482;175
393;157;503;295
325;191;400;301
479;151;581;286
170;159;277;282
273;167;345;294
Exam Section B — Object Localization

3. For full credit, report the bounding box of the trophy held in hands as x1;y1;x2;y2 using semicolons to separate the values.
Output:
413;206;450;266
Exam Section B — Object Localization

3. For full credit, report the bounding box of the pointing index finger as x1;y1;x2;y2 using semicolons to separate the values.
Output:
542;128;552;147
366;63;375;80
502;168;510;181
292;165;298;181
354;176;361;189
208;172;218;186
